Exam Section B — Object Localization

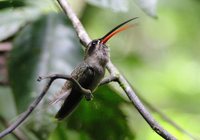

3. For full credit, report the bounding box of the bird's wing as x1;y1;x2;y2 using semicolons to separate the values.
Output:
50;62;94;105
55;62;95;120
71;62;95;88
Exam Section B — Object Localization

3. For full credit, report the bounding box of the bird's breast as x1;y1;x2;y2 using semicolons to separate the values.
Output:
79;64;105;91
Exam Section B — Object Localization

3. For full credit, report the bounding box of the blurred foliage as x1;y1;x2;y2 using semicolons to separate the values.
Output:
0;0;200;140
0;0;26;10
8;12;82;112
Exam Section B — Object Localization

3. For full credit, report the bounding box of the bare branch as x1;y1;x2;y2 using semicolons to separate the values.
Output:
38;74;92;96
0;78;53;138
56;0;177;139
100;69;197;139
0;116;27;140
99;75;118;86
0;74;91;138
56;0;90;46
107;62;177;140
138;93;198;140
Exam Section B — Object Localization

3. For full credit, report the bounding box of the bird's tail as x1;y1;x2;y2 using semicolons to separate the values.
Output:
55;89;83;120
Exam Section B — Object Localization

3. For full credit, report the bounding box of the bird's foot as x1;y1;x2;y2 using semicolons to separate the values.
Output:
84;90;93;101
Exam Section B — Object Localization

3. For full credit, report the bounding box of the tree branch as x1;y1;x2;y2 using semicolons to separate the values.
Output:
0;74;92;139
56;0;177;139
99;75;118;86
0;78;54;138
99;74;196;139
138;93;198;140
0;115;27;140
38;74;92;100
107;63;177;139
56;0;90;46
99;74;197;139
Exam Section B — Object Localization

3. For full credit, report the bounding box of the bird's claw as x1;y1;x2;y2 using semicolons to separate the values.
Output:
84;91;93;101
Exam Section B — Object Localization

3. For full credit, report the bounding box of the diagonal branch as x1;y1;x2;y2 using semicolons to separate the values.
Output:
56;0;177;139
99;74;197;140
0;74;91;139
138;93;198;140
56;0;90;46
0;77;54;139
99;75;118;86
38;74;92;97
107;62;177;139
0;115;27;140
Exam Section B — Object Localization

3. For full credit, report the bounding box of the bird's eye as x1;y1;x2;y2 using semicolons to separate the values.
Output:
87;40;97;55
91;41;97;47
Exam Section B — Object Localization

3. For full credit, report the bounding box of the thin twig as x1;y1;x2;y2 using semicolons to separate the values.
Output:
38;74;91;96
0;78;54;138
0;116;27;140
56;0;177;139
0;74;91;139
99;75;118;86
56;0;90;46
138;94;198;140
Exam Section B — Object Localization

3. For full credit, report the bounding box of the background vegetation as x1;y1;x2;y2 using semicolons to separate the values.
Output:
0;0;200;139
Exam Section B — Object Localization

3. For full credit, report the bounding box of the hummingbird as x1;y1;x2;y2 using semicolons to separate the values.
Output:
54;17;138;120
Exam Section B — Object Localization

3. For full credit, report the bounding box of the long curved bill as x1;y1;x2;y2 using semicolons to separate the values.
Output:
100;17;138;44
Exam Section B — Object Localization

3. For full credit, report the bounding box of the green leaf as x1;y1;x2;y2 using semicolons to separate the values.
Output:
8;12;83;112
0;0;56;41
0;8;40;41
0;0;26;10
0;9;26;41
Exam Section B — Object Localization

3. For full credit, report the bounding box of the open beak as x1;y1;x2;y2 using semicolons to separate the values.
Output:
100;17;138;44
